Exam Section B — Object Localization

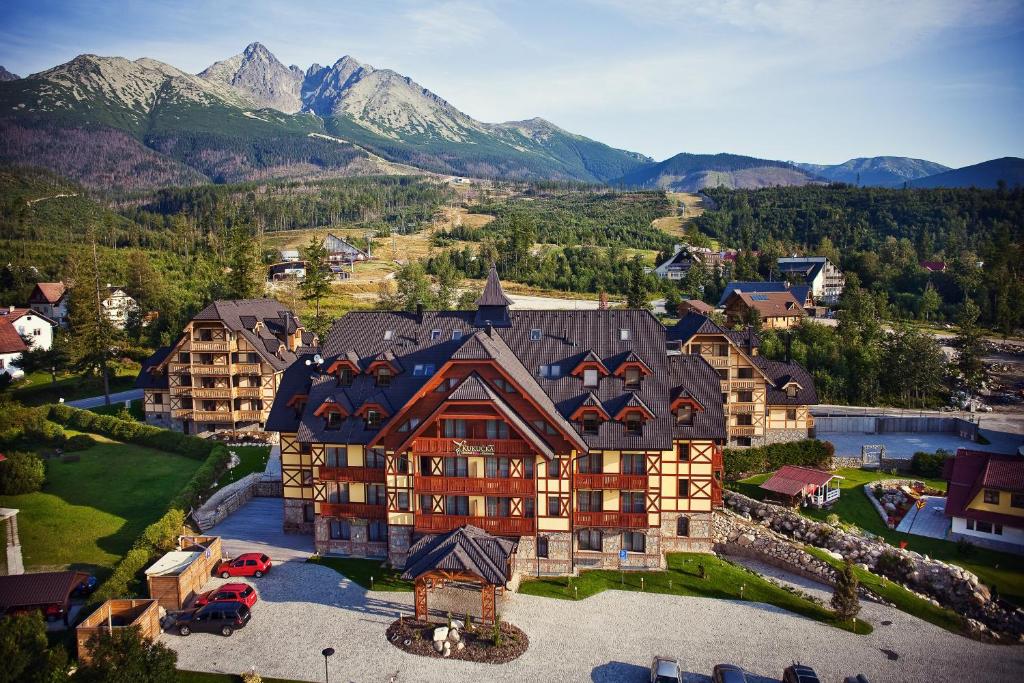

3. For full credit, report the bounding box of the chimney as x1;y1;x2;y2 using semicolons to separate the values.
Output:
7;305;13;313
485;322;493;338
415;303;424;324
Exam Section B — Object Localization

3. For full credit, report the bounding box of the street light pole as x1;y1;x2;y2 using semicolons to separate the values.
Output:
321;647;335;683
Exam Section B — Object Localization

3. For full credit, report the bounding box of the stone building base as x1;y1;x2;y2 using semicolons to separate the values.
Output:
660;511;715;553
283;499;313;534
144;412;171;429
314;517;387;558
387;525;414;568
762;428;811;444
513;532;573;576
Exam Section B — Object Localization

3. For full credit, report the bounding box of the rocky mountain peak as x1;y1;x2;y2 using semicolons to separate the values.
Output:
199;42;303;113
0;65;19;81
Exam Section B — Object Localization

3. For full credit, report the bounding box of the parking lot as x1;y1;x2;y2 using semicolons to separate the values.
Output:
163;499;1024;682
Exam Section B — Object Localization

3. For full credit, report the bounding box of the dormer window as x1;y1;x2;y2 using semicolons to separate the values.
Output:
530;329;542;341
337;367;353;387
620;329;630;341
583;368;599;388
376;367;392;387
624;411;644;435
582;412;601;435
786;385;798;398
676;405;693;425
539;364;561;378
365;409;382;429
325;411;342;430
430;329;441;340
624;367;641;390
451;329;463;341
384;330;394;341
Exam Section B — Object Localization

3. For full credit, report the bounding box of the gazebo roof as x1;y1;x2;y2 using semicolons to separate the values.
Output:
401;525;518;586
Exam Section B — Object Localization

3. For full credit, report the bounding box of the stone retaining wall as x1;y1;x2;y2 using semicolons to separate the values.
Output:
722;490;1024;641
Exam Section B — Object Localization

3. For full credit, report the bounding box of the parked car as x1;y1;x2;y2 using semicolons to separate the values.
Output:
713;664;750;683
194;582;258;609
215;553;272;578
72;575;98;597
651;656;682;683
783;664;821;683
174;601;251;637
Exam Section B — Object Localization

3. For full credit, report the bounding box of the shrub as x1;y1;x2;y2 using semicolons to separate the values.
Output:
723;439;834;479
911;449;951;478
0;611;69;683
831;558;861;620
63;433;97;452
76;625;177;683
956;537;976;557
141;509;185;552
92;547;153;604
0;450;46;494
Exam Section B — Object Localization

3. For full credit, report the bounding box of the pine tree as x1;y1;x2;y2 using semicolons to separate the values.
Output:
955;300;985;392
67;240;118;404
225;225;264;299
299;234;332;334
831;558;861;620
625;257;649;309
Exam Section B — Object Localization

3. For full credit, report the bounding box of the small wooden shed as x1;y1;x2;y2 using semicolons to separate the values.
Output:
76;599;160;663
145;536;222;610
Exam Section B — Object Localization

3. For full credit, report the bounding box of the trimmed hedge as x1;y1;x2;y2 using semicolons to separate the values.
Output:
724;439;835;479
0;401;65;448
64;433;97;452
0;450;46;495
47;404;213;460
911;450;952;479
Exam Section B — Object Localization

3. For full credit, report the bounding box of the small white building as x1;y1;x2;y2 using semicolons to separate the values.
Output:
101;285;138;330
28;282;69;328
0;317;28;379
777;256;845;305
279;249;301;263
0;307;56;351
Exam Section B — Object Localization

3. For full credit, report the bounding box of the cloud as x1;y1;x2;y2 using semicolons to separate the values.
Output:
401;1;507;51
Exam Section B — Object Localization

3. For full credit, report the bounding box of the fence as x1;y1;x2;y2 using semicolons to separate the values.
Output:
192;472;281;531
813;412;978;441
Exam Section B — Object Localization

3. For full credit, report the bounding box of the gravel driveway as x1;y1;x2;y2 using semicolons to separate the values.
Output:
164;560;1024;682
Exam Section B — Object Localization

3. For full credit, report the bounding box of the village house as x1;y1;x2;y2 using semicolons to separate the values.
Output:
0;318;28;379
135;299;316;436
759;465;842;508
266;267;729;574
944;449;1024;554
325;233;370;264
677;299;715;316
723;290;807;330
101;285;138;330
654;244;733;280
776;256;845;305
28;282;69;328
666;312;817;447
717;281;812;310
0;306;56;351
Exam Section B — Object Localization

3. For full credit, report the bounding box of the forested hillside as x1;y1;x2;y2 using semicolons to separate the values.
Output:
692;185;1024;330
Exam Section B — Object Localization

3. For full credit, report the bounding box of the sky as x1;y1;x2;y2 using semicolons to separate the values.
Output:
2;0;1022;168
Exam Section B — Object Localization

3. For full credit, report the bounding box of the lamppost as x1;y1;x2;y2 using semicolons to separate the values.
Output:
321;647;335;683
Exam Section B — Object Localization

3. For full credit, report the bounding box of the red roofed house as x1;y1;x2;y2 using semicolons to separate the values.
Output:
944;449;1024;553
759;465;842;507
0;318;28;379
920;260;947;273
677;299;715;316
28;282;69;328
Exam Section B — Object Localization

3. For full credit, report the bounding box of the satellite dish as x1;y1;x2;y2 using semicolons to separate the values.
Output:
314;354;324;365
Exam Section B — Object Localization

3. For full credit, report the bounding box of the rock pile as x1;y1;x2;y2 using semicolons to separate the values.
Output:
720;490;1024;641
431;621;467;657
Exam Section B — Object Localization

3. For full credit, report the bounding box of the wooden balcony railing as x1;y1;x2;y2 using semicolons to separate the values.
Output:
414;475;535;496
573;511;649;528
191;410;235;422
319;466;387;483
411;437;534;456
730;425;758;436
190;387;232;399
575;473;648;490
704;356;729;368
233;387;263;398
730;402;759;414
320;502;387;519
189;340;230;352
190;364;231;376
235;410;266;422
171;409;192;419
414;513;534;536
732;380;758;390
233;363;262;374
168;362;190;373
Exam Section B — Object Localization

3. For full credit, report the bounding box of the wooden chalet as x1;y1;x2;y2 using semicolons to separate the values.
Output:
135;300;317;436
267;267;735;576
667;313;817;447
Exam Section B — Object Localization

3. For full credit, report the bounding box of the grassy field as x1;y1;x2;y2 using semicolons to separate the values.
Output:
308;556;412;591
0;430;200;580
211;446;272;493
12;364;138;406
731;468;1024;604
519;553;871;634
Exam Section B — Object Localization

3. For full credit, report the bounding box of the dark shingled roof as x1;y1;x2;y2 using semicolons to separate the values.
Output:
667;353;727;441
475;265;514;307
135;346;172;389
402;525;518;585
751;356;819;405
191;299;310;371
0;571;88;611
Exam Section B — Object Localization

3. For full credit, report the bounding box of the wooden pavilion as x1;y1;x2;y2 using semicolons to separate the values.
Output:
401;525;517;625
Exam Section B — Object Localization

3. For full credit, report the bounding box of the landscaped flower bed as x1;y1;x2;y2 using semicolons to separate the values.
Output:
385;617;528;664
866;479;943;528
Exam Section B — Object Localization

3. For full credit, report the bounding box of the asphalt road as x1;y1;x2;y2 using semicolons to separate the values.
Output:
65;388;142;409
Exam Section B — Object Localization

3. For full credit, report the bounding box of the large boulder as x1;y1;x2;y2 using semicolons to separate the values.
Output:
433;626;449;642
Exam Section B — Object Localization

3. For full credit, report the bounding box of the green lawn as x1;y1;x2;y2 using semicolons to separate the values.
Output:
519;553;871;634
88;399;145;421
0;430;200;580
12;365;137;406
731;468;1024;605
308;556;413;592
210;446;272;493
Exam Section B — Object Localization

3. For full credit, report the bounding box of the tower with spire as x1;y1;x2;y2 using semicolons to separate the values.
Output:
474;264;513;327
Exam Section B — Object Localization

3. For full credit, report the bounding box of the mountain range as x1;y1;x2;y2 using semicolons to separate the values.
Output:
0;44;1019;192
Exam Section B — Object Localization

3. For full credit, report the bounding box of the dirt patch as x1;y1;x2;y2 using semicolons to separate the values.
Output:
385;618;529;664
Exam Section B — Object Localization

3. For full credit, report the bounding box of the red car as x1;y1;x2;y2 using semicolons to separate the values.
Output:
216;553;272;578
194;582;258;609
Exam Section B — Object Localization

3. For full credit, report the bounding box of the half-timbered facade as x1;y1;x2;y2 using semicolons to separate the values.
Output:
268;268;729;576
135;299;316;436
667;312;817;447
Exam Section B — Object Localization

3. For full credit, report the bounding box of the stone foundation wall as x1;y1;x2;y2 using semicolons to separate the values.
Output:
387;525;414;568
660;512;715;554
513;533;573;576
314;517;387;558
762;428;811;445
831;457;862;470
723;490;1024;641
145;413;171;429
573;527;664;570
282;499;313;534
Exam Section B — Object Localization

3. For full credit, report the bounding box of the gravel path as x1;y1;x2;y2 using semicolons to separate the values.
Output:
165;558;1024;683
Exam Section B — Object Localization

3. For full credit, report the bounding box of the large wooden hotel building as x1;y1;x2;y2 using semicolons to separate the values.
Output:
267;269;816;574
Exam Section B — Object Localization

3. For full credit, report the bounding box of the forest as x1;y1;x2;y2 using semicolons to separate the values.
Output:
690;184;1024;331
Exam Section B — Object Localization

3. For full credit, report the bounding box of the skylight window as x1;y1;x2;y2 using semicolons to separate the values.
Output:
540;364;561;378
384;330;394;340
530;328;542;341
451;329;463;340
430;329;441;340
620;329;631;341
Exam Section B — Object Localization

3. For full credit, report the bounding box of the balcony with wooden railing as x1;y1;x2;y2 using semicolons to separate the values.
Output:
189;364;231;376
573;511;648;528
189;340;230;352
191;410;235;423
575;473;648;490
730;425;758;436
235;410;267;422
411;437;534;456
729;402;759;414
233;387;263;399
190;387;232;399
414;475;535;496
233;363;262;374
704;356;729;368
319;466;387;483
320;502;387;519
732;380;758;391
171;408;192;419
168;362;190;373
414;513;534;536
